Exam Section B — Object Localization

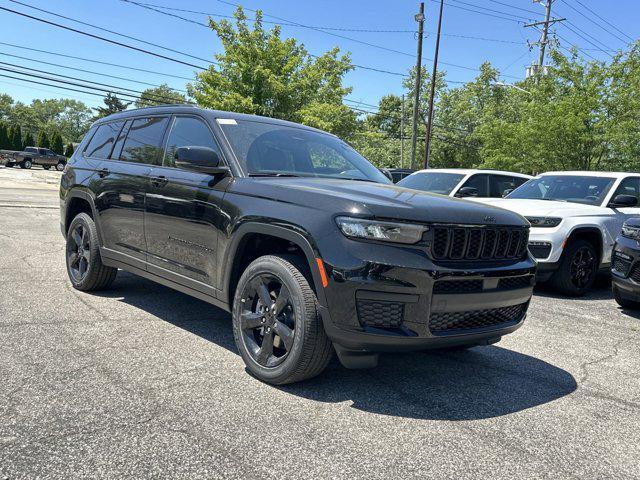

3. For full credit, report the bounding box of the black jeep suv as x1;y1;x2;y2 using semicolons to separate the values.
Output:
60;105;536;384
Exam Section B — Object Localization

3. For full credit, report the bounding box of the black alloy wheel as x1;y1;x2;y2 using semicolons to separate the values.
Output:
67;223;91;283
569;245;597;290
239;273;296;368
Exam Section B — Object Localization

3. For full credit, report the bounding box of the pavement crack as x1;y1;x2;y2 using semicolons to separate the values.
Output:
579;336;633;385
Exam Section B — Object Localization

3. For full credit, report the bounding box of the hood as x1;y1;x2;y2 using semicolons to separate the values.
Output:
231;178;528;226
475;198;610;218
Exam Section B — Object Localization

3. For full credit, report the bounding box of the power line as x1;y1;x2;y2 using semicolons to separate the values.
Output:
0;51;189;93
0;41;196;81
0;3;209;70
571;0;634;43
446;0;535;22
427;0;524;23
561;0;627;46
486;0;544;17
0;62;190;104
126;1;416;33
561;21;614;57
9;0;213;66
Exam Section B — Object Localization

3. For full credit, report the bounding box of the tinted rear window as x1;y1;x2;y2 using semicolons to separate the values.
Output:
119;116;169;165
84;122;125;159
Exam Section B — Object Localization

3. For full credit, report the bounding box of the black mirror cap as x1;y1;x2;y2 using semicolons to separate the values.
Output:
456;186;479;198
610;194;638;208
175;146;228;175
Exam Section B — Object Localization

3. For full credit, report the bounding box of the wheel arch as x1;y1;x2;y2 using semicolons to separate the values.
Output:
64;190;102;240
223;223;327;309
564;226;605;265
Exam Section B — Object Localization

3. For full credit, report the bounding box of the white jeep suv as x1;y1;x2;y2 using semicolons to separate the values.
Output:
478;171;640;295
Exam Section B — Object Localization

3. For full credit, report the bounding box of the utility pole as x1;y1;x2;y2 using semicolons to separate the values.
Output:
400;94;405;168
410;2;424;170
424;0;444;169
524;1;565;77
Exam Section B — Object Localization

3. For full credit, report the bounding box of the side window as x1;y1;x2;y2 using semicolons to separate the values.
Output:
25;147;37;153
110;120;131;160
489;175;521;197
84;121;125;159
38;149;47;155
460;174;489;197
612;177;640;204
164;116;220;168
120;116;169;165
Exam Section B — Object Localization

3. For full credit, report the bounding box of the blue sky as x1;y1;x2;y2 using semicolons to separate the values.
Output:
0;0;637;110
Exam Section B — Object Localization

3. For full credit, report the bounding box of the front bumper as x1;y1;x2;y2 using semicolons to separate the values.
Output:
318;236;536;353
611;237;640;300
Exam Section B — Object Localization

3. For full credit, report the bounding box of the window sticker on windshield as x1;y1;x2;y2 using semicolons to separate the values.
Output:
217;119;237;125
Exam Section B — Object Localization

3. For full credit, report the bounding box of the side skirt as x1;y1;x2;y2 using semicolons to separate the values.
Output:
100;247;231;313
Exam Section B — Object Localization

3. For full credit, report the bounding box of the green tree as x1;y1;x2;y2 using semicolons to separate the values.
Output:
0;122;9;149
51;132;64;155
64;143;74;157
0;94;13;121
9;125;22;151
189;7;357;138
22;131;35;150
135;84;187;108
94;92;130;120
36;129;50;149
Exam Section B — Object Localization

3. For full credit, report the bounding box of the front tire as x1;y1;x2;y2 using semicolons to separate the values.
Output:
232;255;333;385
550;239;598;296
613;285;640;309
66;213;117;291
56;161;65;171
22;159;32;169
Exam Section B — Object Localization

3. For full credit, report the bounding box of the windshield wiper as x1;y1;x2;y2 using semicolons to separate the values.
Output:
248;172;302;178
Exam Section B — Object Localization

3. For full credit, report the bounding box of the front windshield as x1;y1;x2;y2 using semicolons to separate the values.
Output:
397;172;465;195
507;175;616;206
218;119;391;183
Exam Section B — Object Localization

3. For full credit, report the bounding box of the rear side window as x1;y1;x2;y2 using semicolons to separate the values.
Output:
120;116;169;165
84;121;125;159
489;175;528;197
460;174;489;197
164;116;220;168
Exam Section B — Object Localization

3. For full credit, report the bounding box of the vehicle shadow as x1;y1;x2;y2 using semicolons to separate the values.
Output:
97;272;577;421
533;278;613;301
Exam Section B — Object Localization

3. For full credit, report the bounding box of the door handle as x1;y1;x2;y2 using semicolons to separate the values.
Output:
150;175;168;187
98;167;110;178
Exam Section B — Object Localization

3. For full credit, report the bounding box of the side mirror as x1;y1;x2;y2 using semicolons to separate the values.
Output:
174;146;229;175
456;186;479;198
503;188;514;197
380;168;393;182
610;194;638;208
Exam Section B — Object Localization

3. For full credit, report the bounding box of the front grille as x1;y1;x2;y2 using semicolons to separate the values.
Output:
429;303;527;335
430;225;528;261
356;299;404;329
498;275;534;290
432;275;534;295
612;255;632;277
529;242;552;259
433;279;483;294
630;265;640;283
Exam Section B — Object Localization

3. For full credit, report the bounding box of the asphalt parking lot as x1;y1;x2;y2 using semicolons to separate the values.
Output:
1;166;639;479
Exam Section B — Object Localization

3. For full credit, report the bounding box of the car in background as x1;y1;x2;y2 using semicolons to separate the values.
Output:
478;171;640;296
385;168;415;183
397;168;532;198
2;146;67;170
611;218;640;309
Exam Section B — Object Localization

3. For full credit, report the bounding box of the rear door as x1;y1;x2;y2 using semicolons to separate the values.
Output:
144;115;230;294
489;174;528;198
93;116;170;270
455;173;489;197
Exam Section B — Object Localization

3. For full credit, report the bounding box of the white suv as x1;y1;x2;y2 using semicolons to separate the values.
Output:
397;169;532;198
478;171;640;295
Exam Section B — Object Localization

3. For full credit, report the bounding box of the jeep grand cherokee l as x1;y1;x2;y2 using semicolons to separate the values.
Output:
60;105;536;384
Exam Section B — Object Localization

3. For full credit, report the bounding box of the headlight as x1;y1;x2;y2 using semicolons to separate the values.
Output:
621;223;640;240
336;217;429;244
526;216;562;228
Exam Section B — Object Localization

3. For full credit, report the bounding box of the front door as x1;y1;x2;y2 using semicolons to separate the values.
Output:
144;115;230;295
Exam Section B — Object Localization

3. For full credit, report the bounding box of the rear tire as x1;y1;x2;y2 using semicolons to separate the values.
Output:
66;213;117;291
56;162;65;171
21;159;32;169
550;239;597;296
613;285;640;309
232;254;333;385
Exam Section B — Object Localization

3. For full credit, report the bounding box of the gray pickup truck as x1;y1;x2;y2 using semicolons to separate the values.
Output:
1;146;67;170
